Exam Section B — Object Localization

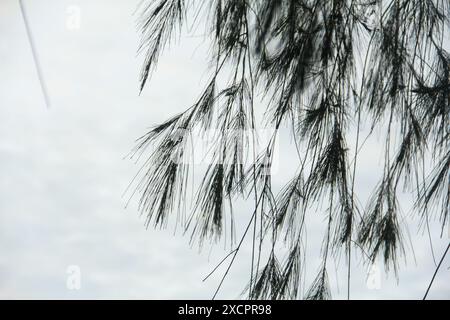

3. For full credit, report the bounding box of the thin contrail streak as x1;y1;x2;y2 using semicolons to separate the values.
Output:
19;0;51;108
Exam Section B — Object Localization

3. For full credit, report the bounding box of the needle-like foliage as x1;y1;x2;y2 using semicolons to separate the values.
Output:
131;0;450;299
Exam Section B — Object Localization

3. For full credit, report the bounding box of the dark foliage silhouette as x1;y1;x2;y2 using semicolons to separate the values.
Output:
131;0;449;299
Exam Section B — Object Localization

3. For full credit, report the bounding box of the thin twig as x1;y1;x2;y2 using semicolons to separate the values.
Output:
423;243;449;300
203;249;237;282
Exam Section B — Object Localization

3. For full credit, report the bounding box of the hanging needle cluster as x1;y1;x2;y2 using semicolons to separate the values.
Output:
131;0;450;299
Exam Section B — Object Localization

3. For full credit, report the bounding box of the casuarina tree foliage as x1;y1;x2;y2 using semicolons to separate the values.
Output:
130;0;449;299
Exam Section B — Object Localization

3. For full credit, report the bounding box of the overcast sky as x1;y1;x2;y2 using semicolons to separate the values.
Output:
0;0;448;299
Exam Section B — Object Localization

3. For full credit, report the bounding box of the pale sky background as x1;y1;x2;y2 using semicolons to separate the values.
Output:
0;0;448;299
